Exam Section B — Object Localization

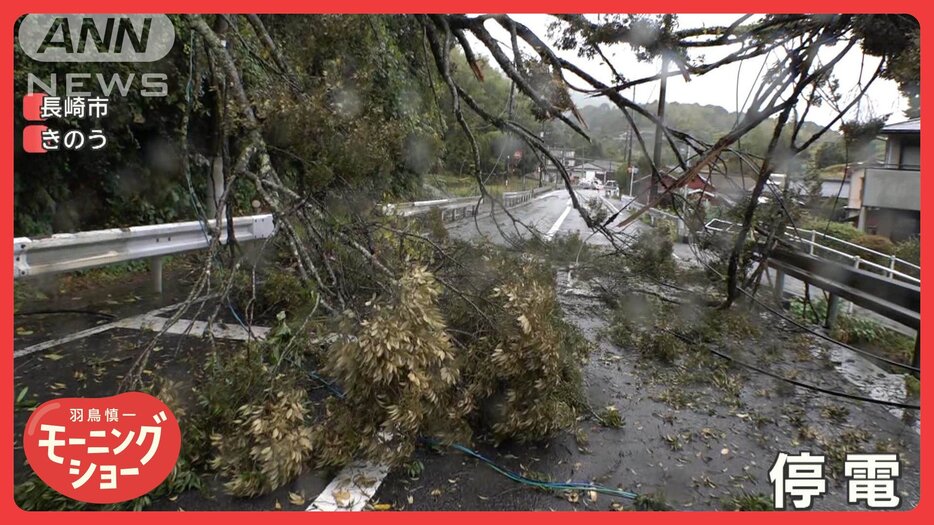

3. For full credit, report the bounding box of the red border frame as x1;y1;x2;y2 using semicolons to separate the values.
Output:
2;2;929;522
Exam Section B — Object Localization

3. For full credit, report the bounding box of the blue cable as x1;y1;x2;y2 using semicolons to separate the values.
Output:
306;372;639;500
438;441;638;500
309;370;346;399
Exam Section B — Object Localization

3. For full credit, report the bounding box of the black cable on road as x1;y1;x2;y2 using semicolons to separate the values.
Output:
14;309;117;320
736;285;920;374
663;328;921;410
689;248;920;374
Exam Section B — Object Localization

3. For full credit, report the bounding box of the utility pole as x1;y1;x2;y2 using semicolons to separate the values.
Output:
649;15;675;204
207;15;230;221
539;122;545;187
624;86;635;196
650;55;669;204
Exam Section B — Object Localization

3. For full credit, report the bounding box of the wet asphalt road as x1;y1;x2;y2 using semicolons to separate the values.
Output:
12;190;922;511
447;189;648;246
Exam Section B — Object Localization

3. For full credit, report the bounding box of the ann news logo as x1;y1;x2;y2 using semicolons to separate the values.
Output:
18;14;175;63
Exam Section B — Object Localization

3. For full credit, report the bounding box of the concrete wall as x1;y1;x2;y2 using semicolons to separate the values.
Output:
847;169;864;210
885;134;921;168
862;208;920;241
862;167;920;211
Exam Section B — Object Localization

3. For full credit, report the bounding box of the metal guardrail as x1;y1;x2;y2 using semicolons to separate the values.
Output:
388;195;483;212
768;248;920;375
704;219;920;285
704;218;738;234
14;214;275;292
792;228;920;277
386;185;557;223
619;196;688;239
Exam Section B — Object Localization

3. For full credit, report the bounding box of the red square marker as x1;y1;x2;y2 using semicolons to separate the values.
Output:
22;93;46;121
23;125;48;154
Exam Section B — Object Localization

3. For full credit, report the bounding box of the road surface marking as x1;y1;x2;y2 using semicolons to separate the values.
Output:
12;295;270;358
119;315;271;341
599;195;644;235
544;199;573;240
306;461;390;511
15;322;123;359
14;300;197;358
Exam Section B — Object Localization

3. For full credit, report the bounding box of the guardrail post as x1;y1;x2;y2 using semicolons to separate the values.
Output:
911;333;920;379
149;256;164;294
809;230;816;255
846;256;861;314
824;293;841;329
889;254;897;279
773;268;785;302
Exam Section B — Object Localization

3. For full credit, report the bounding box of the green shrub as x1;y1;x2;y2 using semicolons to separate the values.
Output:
628;227;676;279
787;297;915;364
895;237;920;265
800;219;862;242
639;331;684;363
894;237;920;278
15;476;88;511
597;406;625;428
853;234;895;255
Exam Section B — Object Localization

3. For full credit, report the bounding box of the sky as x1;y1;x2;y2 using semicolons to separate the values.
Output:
471;14;910;127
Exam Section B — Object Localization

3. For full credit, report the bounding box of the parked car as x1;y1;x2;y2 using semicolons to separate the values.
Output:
603;180;620;198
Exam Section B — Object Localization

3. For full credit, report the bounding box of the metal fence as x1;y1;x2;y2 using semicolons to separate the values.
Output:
386;185;557;223
704;218;920;285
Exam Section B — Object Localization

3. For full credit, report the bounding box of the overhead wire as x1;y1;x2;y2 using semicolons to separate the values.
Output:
662;327;920;410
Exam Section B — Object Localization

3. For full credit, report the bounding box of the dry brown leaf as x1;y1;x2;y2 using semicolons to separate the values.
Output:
288;491;305;506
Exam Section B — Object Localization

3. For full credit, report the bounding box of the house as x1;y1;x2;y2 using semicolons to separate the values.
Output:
630;167;719;204
819;177;850;200
570;161;608;182
847;118;920;241
542;147;577;182
588;159;619;181
665;172;718;202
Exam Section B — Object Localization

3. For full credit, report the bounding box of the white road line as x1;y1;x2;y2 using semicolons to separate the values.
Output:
600;196;641;234
12;295;269;358
14;322;119;359
118;315;271;341
14;300;194;358
544;199;573;240
306;461;390;511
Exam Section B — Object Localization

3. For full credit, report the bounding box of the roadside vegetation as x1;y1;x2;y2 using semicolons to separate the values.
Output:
787;296;915;365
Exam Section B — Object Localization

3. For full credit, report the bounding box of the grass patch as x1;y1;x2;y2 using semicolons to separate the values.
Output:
632;492;671;511
905;375;921;397
724;492;773;511
788;297;915;364
596;406;625;428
